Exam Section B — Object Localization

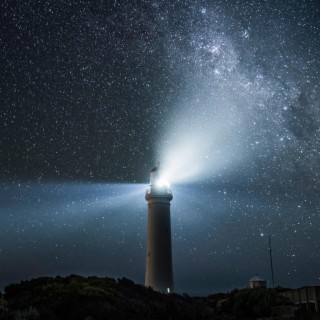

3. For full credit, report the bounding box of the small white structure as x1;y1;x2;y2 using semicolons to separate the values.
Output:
249;275;266;289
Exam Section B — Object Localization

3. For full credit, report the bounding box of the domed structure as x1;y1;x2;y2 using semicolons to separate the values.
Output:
249;275;266;289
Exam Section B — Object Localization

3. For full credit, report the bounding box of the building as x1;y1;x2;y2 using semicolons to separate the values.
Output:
249;275;267;289
281;286;320;312
145;166;174;293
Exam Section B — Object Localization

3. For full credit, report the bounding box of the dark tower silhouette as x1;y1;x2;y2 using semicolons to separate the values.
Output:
145;166;174;293
269;235;275;290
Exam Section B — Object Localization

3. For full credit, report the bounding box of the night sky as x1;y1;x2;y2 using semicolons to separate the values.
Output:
1;0;320;295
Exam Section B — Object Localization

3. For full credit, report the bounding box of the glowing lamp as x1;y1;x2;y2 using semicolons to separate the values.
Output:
149;165;170;191
157;178;170;188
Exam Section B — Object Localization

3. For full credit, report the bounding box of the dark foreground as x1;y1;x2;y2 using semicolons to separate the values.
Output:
0;275;319;320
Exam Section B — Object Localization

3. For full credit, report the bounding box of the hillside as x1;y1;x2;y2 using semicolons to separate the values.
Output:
0;275;317;320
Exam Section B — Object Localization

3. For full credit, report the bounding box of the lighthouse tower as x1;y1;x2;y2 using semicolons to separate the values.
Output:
145;165;174;293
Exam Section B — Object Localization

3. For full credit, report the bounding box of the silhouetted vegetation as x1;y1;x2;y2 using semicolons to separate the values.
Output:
220;288;289;318
0;275;316;320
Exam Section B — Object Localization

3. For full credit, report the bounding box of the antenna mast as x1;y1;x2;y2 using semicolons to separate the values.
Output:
269;235;275;290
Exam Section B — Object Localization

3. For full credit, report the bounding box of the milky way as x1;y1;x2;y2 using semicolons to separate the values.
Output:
0;0;319;294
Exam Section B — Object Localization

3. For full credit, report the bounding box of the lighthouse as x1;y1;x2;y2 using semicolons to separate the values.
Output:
145;165;174;293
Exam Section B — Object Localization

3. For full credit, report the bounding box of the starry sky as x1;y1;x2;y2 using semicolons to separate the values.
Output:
0;0;319;295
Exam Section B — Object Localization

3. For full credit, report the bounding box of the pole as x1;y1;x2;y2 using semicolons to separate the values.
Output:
269;235;275;291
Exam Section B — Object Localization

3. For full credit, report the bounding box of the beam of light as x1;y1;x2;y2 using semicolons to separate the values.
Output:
157;89;249;185
0;181;146;221
155;31;254;185
156;26;285;185
0;180;149;291
84;183;146;208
